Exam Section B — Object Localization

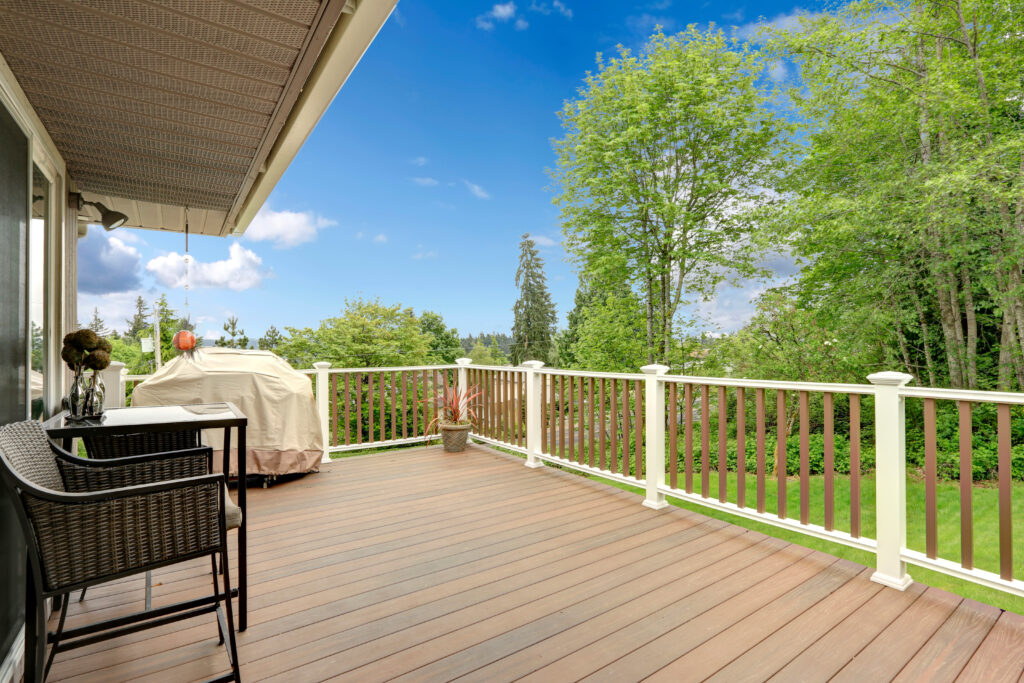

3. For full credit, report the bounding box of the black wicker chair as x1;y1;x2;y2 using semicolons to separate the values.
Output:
0;420;241;683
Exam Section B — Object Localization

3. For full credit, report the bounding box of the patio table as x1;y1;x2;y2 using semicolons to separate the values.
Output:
44;402;250;630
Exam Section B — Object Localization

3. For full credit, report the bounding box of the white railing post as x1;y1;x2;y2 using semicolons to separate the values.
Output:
641;364;670;509
313;362;331;464
100;361;126;410
522;360;546;468
455;357;472;395
867;370;914;590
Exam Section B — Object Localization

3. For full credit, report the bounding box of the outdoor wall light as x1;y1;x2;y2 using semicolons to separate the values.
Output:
81;199;129;230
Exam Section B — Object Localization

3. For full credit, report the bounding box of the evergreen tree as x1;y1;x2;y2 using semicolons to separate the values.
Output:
510;234;557;365
258;325;284;352
87;307;109;337
557;276;596;368
215;316;249;349
124;296;149;340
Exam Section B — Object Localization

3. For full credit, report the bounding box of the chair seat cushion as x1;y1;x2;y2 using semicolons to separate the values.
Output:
224;484;242;530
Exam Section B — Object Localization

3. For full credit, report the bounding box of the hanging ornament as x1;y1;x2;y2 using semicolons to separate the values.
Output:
173;209;198;360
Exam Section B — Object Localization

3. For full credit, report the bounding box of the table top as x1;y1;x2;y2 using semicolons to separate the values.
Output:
44;402;247;437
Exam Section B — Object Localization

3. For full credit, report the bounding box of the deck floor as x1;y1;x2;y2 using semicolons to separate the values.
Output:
47;444;1024;682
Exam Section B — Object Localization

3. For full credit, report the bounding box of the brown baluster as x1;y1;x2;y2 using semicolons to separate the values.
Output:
621;379;630;476
755;388;765;513
355;372;363;444
669;383;678;489
850;394;861;538
549;373;556;454
588;377;596;467
777;390;787;519
609;379;618;474
959;400;973;569
736;387;746;509
331;373;338;447
401;372;408;439
634;380;643;479
718;386;727;503
823;392;834;532
367;372;375;442
560;375;567;458
599;378;607;470
799;390;809;525
343;373;351;446
568;376;576;461
998;403;1013;581
378;372;385;442
701;385;710;498
685;384;694;494
541;374;549;453
578;377;586;464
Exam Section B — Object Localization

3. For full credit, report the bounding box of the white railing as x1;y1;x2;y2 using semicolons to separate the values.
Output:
108;358;1024;599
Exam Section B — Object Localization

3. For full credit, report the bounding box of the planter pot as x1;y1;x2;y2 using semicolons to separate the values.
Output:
439;422;471;453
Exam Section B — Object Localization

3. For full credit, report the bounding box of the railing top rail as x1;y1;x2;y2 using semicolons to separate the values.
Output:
324;364;459;374
663;374;877;394
537;367;646;381
466;364;527;372
123;374;151;381
900;385;1024;406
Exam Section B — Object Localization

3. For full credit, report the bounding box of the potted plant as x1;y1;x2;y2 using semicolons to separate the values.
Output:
424;381;482;453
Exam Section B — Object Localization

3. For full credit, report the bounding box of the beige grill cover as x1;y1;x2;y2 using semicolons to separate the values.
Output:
130;348;322;476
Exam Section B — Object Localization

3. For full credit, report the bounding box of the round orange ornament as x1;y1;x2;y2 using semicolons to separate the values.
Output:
172;330;197;352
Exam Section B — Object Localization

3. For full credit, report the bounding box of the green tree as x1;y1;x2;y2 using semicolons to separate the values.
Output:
766;0;1024;389
468;341;502;366
87;307;109;337
419;311;461;363
553;27;790;363
258;325;284;353
124;296;150;340
276;298;432;368
571;287;647;372
215;316;249;349
510;234;557;365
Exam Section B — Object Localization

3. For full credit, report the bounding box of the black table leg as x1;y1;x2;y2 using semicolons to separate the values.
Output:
237;424;247;631
24;558;44;683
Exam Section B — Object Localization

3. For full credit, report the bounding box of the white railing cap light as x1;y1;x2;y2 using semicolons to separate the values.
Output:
867;371;913;387
640;364;670;375
455;358;472;366
521;360;545;369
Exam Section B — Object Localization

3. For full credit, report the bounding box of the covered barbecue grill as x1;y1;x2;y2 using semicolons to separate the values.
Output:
130;347;323;476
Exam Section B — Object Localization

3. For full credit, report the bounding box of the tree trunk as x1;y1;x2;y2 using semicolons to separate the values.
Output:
910;287;937;386
960;266;978;389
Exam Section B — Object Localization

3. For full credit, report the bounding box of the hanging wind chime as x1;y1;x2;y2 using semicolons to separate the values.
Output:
172;209;198;359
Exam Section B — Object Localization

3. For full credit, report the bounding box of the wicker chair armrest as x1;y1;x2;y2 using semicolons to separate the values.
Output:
22;474;226;592
56;447;213;492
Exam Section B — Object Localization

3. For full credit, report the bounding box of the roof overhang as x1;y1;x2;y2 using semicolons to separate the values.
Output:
0;0;396;237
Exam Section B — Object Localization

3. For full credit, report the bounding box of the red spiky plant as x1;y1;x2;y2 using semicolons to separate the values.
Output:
423;381;483;434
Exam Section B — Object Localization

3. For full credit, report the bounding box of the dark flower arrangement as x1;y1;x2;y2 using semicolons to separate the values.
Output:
62;329;112;418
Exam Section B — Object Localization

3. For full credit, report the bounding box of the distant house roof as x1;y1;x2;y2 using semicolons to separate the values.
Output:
0;0;395;236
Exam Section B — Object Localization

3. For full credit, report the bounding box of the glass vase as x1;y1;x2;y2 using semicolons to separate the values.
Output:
68;370;88;419
86;372;105;417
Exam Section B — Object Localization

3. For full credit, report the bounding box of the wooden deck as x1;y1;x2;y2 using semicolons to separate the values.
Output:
47;443;1024;682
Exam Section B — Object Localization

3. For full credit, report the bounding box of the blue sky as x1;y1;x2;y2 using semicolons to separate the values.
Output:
79;0;814;343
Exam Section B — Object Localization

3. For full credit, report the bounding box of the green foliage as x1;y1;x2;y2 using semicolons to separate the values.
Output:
86;307;109;337
276;298;433;368
553;26;791;363
510;234;557;365
419;311;461;363
123;296;149;341
215;315;249;349
468;340;507;366
257;325;284;353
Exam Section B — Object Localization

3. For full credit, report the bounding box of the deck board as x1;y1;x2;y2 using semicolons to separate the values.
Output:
44;443;1017;682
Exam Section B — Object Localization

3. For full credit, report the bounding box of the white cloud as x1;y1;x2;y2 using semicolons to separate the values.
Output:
245;206;335;248
492;2;516;19
146;242;267;291
529;1;572;18
768;60;789;82
722;8;745;22
735;8;816;41
463;180;491;199
515;17;529;30
373;233;388;243
412;177;439;186
412;245;438;260
77;226;143;294
529;234;558;247
355;231;365;240
203;329;224;341
410;156;429;166
625;13;675;36
476;2;519;30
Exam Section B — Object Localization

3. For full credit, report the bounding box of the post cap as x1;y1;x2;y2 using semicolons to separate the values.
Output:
312;361;331;369
866;371;913;387
640;364;671;375
107;360;126;371
521;360;545;369
455;358;473;366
